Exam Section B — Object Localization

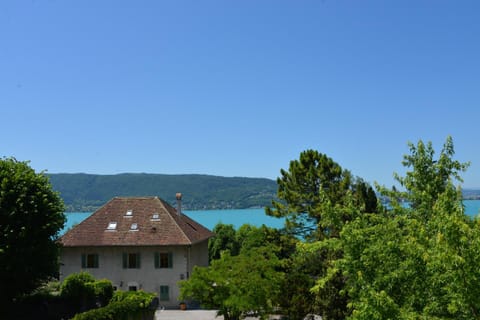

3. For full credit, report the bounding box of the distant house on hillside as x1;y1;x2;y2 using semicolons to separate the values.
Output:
60;194;214;307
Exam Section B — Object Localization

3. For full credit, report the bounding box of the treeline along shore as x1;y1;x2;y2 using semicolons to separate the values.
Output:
48;173;480;212
48;173;278;212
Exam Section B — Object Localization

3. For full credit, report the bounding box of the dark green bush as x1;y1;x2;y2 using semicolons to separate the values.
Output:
72;290;157;320
94;279;114;307
60;272;115;318
60;272;96;312
7;281;67;320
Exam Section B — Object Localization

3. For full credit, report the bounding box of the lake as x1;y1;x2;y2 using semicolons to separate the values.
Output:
62;208;283;234
62;200;480;234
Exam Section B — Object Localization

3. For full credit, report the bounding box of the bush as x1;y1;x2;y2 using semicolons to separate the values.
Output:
7;281;66;320
60;272;95;299
60;272;96;312
94;279;114;307
60;272;114;318
72;290;157;320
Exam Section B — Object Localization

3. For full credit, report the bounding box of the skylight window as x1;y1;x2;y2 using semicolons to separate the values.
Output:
107;222;117;230
130;223;138;231
125;210;133;217
151;213;160;221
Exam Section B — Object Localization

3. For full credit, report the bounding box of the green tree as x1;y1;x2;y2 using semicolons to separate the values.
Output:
266;150;378;319
0;158;65;312
381;136;469;222
209;223;296;261
180;247;283;320
422;186;480;319
266;149;377;241
208;223;239;261
278;246;324;320
314;137;479;319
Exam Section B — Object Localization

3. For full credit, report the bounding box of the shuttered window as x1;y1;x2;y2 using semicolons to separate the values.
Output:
81;254;99;268
154;252;173;268
122;252;141;269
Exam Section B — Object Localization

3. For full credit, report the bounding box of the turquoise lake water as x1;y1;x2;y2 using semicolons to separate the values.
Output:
62;200;480;235
62;208;283;234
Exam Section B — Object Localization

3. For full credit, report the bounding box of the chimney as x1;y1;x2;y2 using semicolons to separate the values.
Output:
176;193;182;215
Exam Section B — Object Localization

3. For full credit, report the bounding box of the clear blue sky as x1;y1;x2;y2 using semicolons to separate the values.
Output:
1;1;479;188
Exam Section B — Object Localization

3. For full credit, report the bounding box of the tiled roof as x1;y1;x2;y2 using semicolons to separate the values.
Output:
60;197;214;247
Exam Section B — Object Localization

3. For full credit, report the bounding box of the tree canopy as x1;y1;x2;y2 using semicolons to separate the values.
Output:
0;158;65;311
183;137;478;320
266;149;378;241
311;137;479;319
180;247;283;320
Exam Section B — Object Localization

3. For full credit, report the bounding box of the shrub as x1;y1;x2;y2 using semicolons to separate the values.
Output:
94;279;114;307
60;272;96;312
60;272;114;317
60;272;95;299
72;290;157;320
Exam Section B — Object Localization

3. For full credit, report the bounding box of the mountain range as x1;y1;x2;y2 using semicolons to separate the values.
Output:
47;173;278;212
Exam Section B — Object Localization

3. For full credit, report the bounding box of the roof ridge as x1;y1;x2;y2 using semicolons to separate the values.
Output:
113;196;158;199
62;197;114;237
155;197;191;243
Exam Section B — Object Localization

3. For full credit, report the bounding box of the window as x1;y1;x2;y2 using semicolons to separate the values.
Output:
81;253;99;268
122;252;141;269
107;222;117;230
154;252;173;268
128;286;137;291
125;210;133;217
160;285;169;301
130;223;138;231
151;213;160;221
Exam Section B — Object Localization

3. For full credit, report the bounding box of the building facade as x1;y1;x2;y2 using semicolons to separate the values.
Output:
60;195;214;307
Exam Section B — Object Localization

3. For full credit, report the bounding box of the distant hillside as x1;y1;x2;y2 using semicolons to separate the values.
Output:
463;188;480;200
47;173;278;212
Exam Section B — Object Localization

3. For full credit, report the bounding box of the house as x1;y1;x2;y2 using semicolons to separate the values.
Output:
60;194;214;307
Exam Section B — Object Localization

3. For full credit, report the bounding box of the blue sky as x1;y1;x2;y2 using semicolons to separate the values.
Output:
1;1;479;188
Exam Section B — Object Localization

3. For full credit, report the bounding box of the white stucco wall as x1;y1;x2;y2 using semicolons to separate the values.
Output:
187;241;209;276
60;241;209;307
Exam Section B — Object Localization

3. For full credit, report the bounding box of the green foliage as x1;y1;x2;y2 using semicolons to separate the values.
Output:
94;279;115;307
48;173;277;211
72;290;156;320
61;272;114;316
208;223;239;261
60;272;97;312
277;247;321;320
180;247;283;320
0;157;66;311
379;136;469;222
266;149;378;241
315;137;480;319
327;213;426;319
235;224;277;254
207;222;299;319
7;282;65;320
422;188;480;319
208;222;297;262
265;150;379;319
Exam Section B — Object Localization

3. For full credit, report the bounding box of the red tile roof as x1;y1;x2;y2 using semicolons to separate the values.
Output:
60;197;214;247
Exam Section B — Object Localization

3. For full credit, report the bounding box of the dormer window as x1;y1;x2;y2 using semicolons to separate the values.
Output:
107;222;117;230
124;210;133;217
130;223;138;231
151;213;160;221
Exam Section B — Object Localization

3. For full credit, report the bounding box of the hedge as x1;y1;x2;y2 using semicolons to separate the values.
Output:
72;290;157;320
